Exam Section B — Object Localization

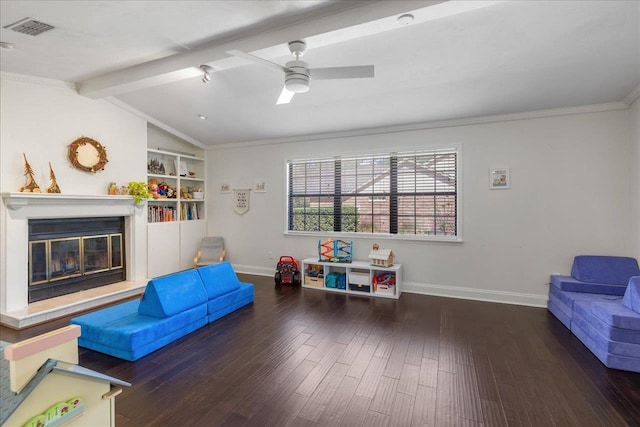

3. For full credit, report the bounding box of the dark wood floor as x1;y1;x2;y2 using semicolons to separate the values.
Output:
3;274;640;426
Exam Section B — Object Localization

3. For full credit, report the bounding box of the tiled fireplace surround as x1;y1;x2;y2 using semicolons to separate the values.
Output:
1;193;147;329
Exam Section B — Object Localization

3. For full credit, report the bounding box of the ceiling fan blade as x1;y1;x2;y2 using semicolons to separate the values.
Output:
310;65;374;80
227;49;290;74
276;86;295;105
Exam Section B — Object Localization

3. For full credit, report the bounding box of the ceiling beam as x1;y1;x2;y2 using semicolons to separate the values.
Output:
77;1;444;99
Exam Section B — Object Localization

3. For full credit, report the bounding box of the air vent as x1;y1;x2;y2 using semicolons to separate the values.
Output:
4;17;55;36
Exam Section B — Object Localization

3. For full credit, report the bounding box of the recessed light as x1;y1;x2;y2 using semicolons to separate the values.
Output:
198;115;207;120
0;42;14;49
397;14;414;26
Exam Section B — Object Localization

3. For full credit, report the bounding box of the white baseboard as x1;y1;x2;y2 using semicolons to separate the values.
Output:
232;264;548;308
402;281;548;308
233;264;275;277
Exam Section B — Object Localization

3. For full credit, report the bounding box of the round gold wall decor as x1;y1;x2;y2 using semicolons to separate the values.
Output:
68;137;108;173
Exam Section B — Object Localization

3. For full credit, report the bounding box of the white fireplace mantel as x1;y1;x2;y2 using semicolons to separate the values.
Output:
1;192;137;211
0;192;148;321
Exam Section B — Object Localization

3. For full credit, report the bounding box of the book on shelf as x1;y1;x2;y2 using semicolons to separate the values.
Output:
180;202;201;221
147;205;177;223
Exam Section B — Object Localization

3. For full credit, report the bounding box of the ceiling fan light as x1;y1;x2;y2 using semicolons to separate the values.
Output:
285;78;310;93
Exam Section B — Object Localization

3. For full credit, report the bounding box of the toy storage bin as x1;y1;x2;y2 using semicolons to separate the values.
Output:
305;276;324;287
375;285;395;296
325;272;346;290
349;283;371;293
349;271;369;286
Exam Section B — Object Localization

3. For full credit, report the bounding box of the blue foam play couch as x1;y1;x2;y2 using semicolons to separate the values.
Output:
70;262;254;361
547;255;640;373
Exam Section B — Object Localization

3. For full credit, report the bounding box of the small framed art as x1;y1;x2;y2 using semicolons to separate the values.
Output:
490;168;510;189
220;180;231;193
254;179;266;193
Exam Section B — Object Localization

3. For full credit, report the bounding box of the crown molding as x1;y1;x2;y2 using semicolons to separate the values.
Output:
207;101;630;151
0;71;75;89
623;84;640;106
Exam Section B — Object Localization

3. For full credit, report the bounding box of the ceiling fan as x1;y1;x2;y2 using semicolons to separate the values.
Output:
228;40;374;104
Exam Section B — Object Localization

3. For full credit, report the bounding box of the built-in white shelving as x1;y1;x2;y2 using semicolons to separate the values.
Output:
146;148;207;277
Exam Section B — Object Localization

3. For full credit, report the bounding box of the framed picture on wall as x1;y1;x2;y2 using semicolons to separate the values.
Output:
490;168;510;189
254;179;266;193
220;180;231;193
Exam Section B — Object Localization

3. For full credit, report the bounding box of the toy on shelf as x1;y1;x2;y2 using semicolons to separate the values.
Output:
306;264;323;278
275;256;301;286
325;272;346;289
369;243;394;267
157;181;176;198
318;238;352;263
373;271;396;293
148;178;161;199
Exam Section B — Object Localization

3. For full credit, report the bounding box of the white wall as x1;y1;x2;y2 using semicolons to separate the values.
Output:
207;109;635;306
631;98;640;260
148;124;205;157
0;75;147;193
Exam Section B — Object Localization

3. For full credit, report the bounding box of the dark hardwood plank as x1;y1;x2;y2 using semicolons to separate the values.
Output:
369;375;398;415
413;384;437;426
354;356;388;399
363;410;390;427
419;357;439;388
346;343;377;379
397;362;420;396
2;274;639;426
388;390;416;426
297;362;349;422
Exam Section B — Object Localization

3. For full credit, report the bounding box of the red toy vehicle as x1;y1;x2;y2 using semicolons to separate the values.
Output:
275;256;301;286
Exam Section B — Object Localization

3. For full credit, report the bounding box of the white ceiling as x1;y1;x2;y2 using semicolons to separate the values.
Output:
1;1;638;147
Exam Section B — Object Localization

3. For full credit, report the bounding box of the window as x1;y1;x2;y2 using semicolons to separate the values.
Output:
287;148;458;238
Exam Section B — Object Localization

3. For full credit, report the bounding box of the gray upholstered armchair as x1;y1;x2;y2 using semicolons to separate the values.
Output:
194;237;226;267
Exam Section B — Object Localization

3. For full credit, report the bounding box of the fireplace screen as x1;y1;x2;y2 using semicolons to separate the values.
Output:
50;238;81;280
30;233;123;284
28;217;126;302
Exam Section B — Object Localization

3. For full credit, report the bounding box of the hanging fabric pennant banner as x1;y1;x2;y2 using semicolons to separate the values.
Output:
233;189;251;215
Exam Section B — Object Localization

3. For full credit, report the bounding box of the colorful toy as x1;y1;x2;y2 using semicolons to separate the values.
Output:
369;243;394;267
275;256;301;286
306;264;323;277
373;271;396;292
325;272;346;289
318;238;352;263
148;178;161;199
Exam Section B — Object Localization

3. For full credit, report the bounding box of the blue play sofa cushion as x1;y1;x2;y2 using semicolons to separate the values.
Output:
71;299;207;361
547;257;640;373
71;263;254;361
622;276;640;313
571;255;640;285
138;269;208;318
197;261;241;299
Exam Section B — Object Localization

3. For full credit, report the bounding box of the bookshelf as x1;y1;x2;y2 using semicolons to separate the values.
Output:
146;148;207;277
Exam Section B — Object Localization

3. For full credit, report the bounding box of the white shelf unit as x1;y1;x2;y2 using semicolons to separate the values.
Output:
147;148;206;222
301;258;402;299
146;148;207;277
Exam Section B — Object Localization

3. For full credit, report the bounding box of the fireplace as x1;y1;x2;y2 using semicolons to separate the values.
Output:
28;217;126;302
1;193;148;329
